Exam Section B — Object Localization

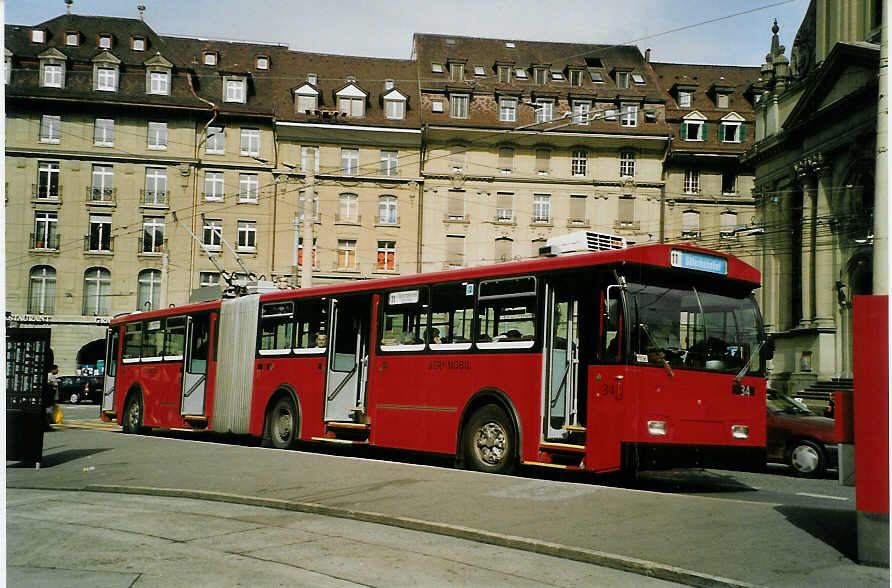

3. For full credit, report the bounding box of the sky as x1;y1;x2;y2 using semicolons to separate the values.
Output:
7;0;810;67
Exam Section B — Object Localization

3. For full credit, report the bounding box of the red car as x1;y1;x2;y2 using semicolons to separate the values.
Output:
766;392;838;476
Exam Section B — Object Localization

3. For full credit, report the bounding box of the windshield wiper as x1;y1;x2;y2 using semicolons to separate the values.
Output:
734;340;763;384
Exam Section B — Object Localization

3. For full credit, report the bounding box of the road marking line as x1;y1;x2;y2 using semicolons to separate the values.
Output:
795;492;850;501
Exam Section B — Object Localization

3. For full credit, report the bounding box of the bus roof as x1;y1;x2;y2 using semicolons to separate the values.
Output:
111;243;759;325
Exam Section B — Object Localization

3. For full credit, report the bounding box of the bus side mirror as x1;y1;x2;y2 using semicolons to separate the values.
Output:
763;336;775;361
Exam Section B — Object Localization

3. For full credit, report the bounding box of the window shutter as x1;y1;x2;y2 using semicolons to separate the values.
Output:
680;123;686;141
718;124;724;142
701;123;708;140
740;124;746;141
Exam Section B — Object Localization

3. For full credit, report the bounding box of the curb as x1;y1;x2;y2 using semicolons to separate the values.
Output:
84;483;759;588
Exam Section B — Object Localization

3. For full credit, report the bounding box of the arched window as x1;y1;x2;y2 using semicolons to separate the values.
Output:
337;193;359;223
137;269;162;311
83;266;111;316
28;265;56;314
682;209;701;238
720;210;738;238
495;237;513;262
378;195;398;224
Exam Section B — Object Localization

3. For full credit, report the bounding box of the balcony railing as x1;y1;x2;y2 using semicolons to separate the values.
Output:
531;216;552;226
335;212;362;224
567;218;590;228
32;183;62;200
444;213;469;222
139;237;167;254
375;215;400;225
494;210;515;223
30;232;60;251
202;191;225;201
614;220;641;230
86;187;116;204
681;230;701;239
83;235;115;253
141;189;168;206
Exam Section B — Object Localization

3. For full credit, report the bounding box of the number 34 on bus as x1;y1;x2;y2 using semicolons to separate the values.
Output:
100;241;771;476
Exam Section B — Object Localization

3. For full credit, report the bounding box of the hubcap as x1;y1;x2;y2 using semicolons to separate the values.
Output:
473;421;507;466
70;393;79;403
791;444;819;473
274;409;292;441
127;402;139;429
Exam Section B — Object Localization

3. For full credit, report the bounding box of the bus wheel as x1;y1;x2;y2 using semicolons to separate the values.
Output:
462;405;515;474
268;396;298;450
122;395;145;434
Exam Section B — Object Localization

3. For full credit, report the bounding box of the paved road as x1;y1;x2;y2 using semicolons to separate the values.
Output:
7;424;889;587
8;488;684;587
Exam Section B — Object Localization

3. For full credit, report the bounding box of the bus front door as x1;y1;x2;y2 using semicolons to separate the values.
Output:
181;314;210;416
324;297;369;422
542;283;580;441
101;327;119;412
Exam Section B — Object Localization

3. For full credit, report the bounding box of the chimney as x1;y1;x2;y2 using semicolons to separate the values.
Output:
137;4;146;20
645;48;651;62
65;0;73;14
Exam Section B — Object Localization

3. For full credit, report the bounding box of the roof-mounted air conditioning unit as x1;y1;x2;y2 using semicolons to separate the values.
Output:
539;230;627;257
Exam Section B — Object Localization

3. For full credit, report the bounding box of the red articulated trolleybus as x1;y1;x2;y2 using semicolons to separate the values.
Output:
101;237;769;475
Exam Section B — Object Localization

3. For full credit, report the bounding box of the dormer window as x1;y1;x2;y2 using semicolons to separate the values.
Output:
203;52;217;66
498;65;511;83
550;70;564;81
449;62;464;81
473;65;486;76
224;76;247;103
716;93;729;108
31;30;45;43
42;63;64;88
384;79;394;90
678;90;693;108
307;73;317;85
294;84;318;113
96;67;117;91
719;112;746;143
533;67;547;85
144;53;173;96
515;68;528;79
431;63;443;73
65;32;79;46
336;83;367;117
131;36;146;51
681;111;707;141
569;69;583;86
590;70;604;83
98;34;112;49
383;89;406;120
255;55;269;70
631;72;646;84
616;71;630;88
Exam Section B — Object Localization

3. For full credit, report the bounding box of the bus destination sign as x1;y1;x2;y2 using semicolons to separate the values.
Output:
670;249;728;275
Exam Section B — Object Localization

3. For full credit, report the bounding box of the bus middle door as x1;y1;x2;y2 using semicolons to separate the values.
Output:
181;314;210;417
101;327;119;413
324;296;370;422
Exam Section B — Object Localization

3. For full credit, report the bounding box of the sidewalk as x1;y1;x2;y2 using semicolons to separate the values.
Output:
7;428;890;587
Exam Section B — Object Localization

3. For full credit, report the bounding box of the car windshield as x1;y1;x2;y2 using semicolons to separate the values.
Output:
767;393;814;415
625;280;764;374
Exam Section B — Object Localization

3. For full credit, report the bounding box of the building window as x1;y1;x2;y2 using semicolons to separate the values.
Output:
83;267;111;316
496;192;514;222
536;148;550;175
149;70;170;95
722;171;737;195
298;190;319;221
88;214;112;251
384;97;405;119
225;78;246;103
720;122;742;143
620;103;638;127
431;100;444;113
94;118;115;146
569;69;583;86
569;194;587;224
683;170;700;194
620;151;635;177
238;173;259;203
572;101;590;125
306;73;318;85
533;193;551;223
551;70;564;81
338;193;359;222
33;211;58;250
341;148;359;175
31;29;46;43
447;190;465;220
720;211;738;238
498;65;511;83
377;240;396;271
206;126;224;154
90;165;114;201
384;79;395;90
337;239;357;269
631;72;646;84
202;218;222;250
144;167;167;205
237;221;257;251
39;115;61;143
256;55;269;70
533;67;547;85
535;99;553;123
380;150;398;175
571;149;587;177
515;68;528;79
378;195;398;224
96;67;117;91
716;93;729;108
499;98;516;122
29;266;56;314
431;63;443;73
678;91;692;108
682;210;700;238
147;121;168;150
204;171;225;201
682;118;705;141
296;90;318;113
449;62;464;81
338;96;365;118
301;145;319;173
42;63;64;88
494;237;513;262
616;71;630;88
137;269;161;311
203;52;217;66
618;196;636;226
98;34;112;49
473;65;486;76
240;128;260;156
450;94;469;119
37;161;60;198
131;36;145;51
142;216;165;253
498;147;514;174
296;237;317;267
199;272;221;287
446;235;465;268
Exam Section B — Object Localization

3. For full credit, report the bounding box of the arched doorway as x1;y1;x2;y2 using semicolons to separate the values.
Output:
76;338;107;374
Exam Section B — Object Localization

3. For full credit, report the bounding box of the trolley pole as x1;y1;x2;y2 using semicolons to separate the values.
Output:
300;171;315;289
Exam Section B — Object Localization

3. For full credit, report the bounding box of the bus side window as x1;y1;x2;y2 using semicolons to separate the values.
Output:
164;317;186;360
122;323;143;362
476;276;537;349
107;329;119;376
602;287;623;363
189;315;210;375
294;298;327;353
259;302;294;355
430;282;474;349
380;289;427;351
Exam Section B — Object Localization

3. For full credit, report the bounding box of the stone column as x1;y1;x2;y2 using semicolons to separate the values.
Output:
813;157;835;328
795;162;816;327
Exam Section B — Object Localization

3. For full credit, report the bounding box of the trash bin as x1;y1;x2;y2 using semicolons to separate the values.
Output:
7;392;45;467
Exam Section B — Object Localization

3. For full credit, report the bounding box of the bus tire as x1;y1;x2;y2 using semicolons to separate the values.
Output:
462;405;516;474
122;394;145;435
267;395;298;450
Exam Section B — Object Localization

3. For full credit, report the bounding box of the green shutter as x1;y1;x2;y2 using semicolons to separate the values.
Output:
702;123;708;141
740;124;746;141
680;123;687;140
718;123;724;142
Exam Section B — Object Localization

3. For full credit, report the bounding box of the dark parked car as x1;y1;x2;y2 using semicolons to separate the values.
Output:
57;376;103;404
766;391;838;476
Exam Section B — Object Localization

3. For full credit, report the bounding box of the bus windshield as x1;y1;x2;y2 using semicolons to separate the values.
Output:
626;280;764;375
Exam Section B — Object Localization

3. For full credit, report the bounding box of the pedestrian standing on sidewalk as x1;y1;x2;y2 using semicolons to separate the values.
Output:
45;364;59;428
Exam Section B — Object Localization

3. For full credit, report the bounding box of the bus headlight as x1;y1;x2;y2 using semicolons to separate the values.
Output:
647;420;667;436
731;425;749;439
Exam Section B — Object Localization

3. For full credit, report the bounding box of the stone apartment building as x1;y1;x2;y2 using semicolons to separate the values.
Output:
5;9;763;373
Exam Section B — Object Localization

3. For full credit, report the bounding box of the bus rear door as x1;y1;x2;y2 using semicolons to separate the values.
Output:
542;282;581;441
101;327;119;412
181;314;210;416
